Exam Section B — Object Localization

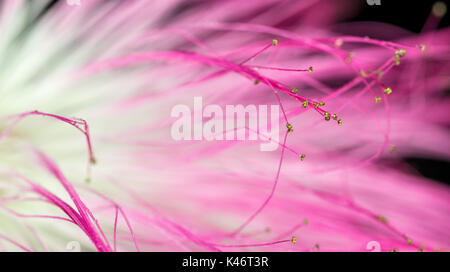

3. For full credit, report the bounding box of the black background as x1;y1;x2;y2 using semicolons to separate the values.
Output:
352;0;449;32
350;0;450;186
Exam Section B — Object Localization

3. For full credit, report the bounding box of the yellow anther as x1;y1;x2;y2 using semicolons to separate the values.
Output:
286;123;292;129
332;114;338;120
390;146;396;152
319;101;325;106
302;101;309;108
377;215;388;223
392;248;399;252
408;239;413;245
313;103;319;109
303;218;309;225
291;88;298;94
272;39;278;46
288;128;294;133
384;87;392;95
324;116;331;121
90;157;97;165
420;44;426;52
254;79;260;85
395;49;406;57
308;66;313;73
265;227;271;233
375;97;381;103
432;2;447;18
376;70;383;77
315;244;320;249
338;119;343;126
394;56;400;66
300;154;306;161
345;52;353;63
291;236;297;244
324;112;330;118
360;70;367;77
418;248;423;252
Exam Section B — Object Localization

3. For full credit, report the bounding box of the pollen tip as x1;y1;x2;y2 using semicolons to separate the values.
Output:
432;2;447;18
345;52;353;63
376;215;388;223
395;49;406;57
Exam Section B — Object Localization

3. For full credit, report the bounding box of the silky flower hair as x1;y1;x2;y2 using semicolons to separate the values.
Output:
0;0;449;252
